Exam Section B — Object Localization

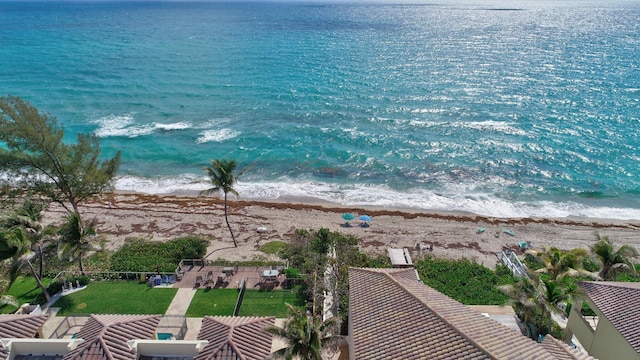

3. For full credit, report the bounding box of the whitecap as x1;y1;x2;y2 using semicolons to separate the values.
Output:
93;114;154;138
154;122;192;131
196;128;240;144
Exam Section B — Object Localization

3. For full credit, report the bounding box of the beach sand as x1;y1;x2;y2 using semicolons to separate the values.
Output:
41;192;640;268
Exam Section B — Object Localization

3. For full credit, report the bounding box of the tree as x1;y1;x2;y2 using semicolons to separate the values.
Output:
57;212;102;275
499;276;556;339
591;232;639;280
2;200;53;279
0;225;51;303
0;96;121;224
264;303;344;360
526;247;598;280
200;159;245;247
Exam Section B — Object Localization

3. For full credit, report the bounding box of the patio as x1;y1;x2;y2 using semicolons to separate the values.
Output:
176;265;288;291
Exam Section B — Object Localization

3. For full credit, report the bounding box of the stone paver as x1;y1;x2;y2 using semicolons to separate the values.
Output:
165;288;197;316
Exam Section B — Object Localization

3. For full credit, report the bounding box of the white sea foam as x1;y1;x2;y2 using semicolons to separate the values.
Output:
196;128;240;144
94;115;192;138
113;175;640;220
93;114;155;138
154;122;192;131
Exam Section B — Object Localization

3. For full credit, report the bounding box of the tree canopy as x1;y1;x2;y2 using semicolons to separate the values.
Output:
0;96;120;218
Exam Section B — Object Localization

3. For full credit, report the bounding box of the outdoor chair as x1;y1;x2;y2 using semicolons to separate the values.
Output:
194;275;203;288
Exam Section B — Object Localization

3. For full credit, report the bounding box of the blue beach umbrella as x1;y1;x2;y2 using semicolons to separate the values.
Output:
342;213;355;221
359;215;372;222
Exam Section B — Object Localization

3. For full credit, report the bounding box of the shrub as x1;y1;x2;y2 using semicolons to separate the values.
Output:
110;236;209;272
415;257;513;305
284;267;301;279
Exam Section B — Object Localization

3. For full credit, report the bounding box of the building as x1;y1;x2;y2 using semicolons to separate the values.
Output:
565;281;640;360
0;314;275;360
349;267;593;359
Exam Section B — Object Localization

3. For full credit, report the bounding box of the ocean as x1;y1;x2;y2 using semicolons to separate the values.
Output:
1;0;640;219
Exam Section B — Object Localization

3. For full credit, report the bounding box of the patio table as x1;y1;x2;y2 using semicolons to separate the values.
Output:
262;269;279;278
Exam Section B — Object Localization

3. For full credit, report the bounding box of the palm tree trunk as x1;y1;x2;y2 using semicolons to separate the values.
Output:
78;252;85;275
36;242;44;279
26;260;50;303
224;192;237;247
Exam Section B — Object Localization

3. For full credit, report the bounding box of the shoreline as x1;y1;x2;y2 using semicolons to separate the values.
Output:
41;191;640;269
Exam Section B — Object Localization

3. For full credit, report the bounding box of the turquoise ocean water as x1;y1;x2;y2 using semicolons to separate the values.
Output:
1;0;640;219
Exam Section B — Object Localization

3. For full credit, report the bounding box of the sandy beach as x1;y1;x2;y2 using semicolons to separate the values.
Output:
41;192;640;268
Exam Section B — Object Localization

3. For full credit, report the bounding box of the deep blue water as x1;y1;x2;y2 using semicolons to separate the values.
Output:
1;0;640;219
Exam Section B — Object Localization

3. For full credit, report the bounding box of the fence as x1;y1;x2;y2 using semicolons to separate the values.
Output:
233;278;247;316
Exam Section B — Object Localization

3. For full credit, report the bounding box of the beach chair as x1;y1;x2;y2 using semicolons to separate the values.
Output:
194;275;203;288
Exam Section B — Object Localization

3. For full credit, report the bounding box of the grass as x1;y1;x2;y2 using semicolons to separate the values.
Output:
239;288;303;318
186;288;239;317
54;281;177;316
0;276;52;314
259;241;286;255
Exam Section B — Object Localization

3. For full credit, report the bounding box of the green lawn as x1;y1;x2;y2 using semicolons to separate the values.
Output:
54;281;177;316
239;288;303;318
1;276;52;314
186;288;239;317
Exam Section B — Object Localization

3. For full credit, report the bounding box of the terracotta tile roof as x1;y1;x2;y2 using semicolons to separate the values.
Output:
579;281;640;353
349;268;591;360
0;314;49;339
0;314;50;360
541;336;595;360
195;316;275;360
62;314;161;360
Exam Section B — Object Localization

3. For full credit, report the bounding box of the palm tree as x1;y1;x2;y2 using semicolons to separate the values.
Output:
2;201;51;279
200;159;245;248
264;303;344;360
591;232;639;280
527;247;598;280
1;226;51;303
499;275;565;339
57;212;102;275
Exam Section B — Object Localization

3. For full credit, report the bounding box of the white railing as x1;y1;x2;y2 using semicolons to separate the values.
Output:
500;250;530;278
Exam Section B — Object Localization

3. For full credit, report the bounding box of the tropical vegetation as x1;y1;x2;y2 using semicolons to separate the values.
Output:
201;158;245;247
263;303;344;360
500;233;640;341
591;232;639;280
415;257;515;305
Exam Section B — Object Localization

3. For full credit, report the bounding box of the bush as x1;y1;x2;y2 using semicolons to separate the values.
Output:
415;257;513;305
110;236;209;273
284;267;301;279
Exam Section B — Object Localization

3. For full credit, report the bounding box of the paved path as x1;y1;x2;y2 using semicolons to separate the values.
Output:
165;288;197;316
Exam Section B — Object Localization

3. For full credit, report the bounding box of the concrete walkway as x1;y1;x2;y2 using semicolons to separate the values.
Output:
165;288;197;316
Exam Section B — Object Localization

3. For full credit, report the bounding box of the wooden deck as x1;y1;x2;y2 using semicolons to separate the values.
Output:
176;265;287;290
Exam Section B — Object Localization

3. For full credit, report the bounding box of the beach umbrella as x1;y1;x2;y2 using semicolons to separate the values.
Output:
342;213;355;221
359;215;372;222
